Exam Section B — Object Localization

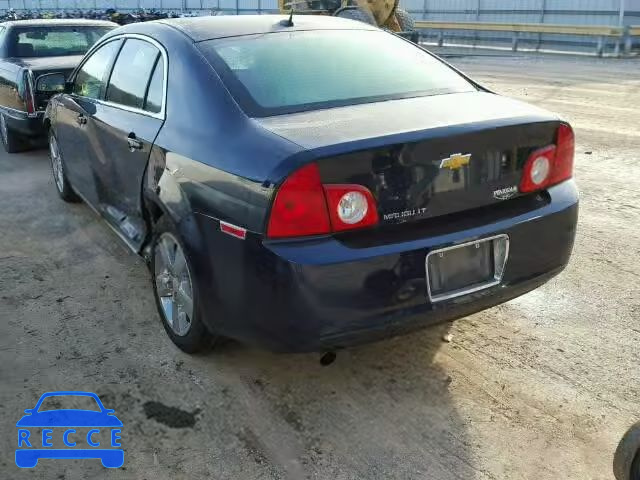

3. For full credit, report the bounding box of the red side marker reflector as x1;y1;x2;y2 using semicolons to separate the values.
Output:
220;221;246;240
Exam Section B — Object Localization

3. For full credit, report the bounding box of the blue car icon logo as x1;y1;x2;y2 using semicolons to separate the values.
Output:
15;391;123;468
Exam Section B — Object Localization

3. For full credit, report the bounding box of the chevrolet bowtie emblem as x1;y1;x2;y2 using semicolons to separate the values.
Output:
440;153;471;170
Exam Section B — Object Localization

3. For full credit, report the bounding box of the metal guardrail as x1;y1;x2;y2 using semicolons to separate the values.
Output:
414;20;640;57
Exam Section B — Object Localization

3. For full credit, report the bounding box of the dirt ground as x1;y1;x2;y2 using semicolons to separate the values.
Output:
0;53;639;480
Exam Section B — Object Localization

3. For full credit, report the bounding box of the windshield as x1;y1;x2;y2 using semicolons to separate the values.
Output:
10;26;113;57
37;395;101;412
199;29;477;117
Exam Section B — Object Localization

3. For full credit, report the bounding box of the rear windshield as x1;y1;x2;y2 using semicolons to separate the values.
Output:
10;26;113;58
199;29;477;117
38;395;101;412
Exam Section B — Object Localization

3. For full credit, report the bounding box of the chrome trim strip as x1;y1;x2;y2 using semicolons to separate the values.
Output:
93;97;164;120
0;105;44;124
70;33;168;121
0;105;31;117
425;234;510;303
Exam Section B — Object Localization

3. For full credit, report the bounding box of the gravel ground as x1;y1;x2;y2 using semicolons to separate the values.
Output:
0;53;638;480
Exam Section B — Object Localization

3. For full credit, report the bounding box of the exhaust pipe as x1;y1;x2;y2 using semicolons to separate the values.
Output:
319;351;336;366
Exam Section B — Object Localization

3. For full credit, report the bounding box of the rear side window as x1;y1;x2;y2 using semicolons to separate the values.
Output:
10;26;112;57
106;38;159;110
73;40;121;99
199;29;476;117
144;58;164;114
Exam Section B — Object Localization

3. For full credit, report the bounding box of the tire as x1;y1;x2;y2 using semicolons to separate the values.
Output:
614;422;640;480
48;130;80;203
632;454;640;480
0;112;26;153
150;216;211;353
334;6;376;26
394;8;415;32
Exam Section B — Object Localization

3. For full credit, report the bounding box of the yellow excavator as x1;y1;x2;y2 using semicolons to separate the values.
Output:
278;0;415;34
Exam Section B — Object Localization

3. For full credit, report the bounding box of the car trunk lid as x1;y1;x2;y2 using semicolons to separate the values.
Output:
256;92;562;225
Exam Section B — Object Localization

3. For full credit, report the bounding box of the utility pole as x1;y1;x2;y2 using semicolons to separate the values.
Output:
537;0;546;51
619;0;625;26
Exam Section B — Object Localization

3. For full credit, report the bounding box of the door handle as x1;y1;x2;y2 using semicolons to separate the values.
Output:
127;133;143;151
76;114;87;126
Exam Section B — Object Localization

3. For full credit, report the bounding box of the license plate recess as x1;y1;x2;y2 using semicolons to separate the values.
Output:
426;235;509;302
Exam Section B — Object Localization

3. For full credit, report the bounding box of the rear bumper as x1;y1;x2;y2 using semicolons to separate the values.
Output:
193;180;578;352
3;109;45;137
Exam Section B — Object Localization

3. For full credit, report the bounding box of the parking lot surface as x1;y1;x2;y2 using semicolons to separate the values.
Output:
0;54;639;480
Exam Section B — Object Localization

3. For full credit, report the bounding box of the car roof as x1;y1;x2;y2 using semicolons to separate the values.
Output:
156;14;378;42
3;19;117;28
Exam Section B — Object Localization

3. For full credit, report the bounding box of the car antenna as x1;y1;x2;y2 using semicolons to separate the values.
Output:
281;8;294;27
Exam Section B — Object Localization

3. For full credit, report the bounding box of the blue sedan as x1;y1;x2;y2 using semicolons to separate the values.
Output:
43;15;578;353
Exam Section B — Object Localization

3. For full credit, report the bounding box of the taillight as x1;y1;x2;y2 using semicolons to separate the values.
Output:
549;123;575;186
22;71;35;115
267;163;331;238
520;145;555;193
267;164;379;239
520;124;574;193
323;185;378;232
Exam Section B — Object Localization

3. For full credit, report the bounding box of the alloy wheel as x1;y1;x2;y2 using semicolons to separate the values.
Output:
154;233;194;336
49;135;65;193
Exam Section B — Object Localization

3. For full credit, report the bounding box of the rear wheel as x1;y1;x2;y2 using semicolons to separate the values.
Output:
334;6;376;25
151;216;211;353
632;455;640;480
0;113;26;153
614;422;640;480
48;131;80;203
394;8;415;32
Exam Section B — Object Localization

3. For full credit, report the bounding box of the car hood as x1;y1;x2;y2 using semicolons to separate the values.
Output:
254;91;558;153
16;410;123;427
7;55;84;71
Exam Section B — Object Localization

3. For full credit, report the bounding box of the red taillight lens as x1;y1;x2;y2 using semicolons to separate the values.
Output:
23;71;35;114
520;124;575;193
267;163;331;238
520;145;555;193
25;94;35;114
549;123;575;186
323;185;379;232
267;164;379;238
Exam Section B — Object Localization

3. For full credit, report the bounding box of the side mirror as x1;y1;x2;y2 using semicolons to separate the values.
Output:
105;409;115;415
23;409;32;414
35;72;66;94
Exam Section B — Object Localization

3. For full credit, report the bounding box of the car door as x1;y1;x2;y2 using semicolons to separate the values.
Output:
89;37;165;249
55;38;122;206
